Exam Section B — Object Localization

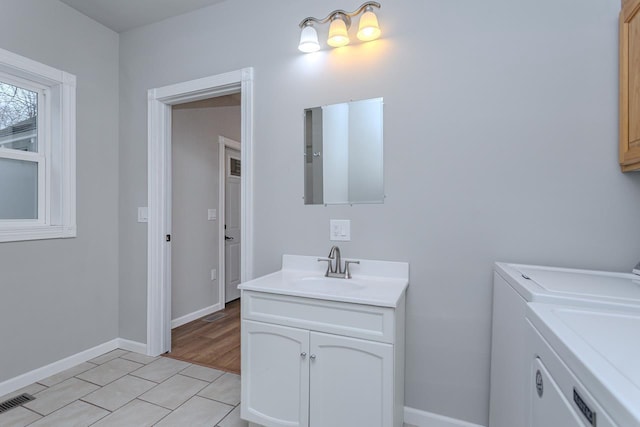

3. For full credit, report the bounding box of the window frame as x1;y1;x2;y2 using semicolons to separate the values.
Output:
0;47;76;242
0;73;47;224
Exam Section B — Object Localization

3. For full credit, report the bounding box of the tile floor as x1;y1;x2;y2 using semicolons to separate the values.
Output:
0;348;419;427
0;349;246;427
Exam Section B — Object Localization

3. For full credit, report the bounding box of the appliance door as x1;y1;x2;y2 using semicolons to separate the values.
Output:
531;357;585;427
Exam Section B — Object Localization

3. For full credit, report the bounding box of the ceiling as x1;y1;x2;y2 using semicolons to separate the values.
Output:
59;0;227;33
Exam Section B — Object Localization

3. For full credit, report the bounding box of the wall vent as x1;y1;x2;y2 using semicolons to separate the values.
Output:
203;312;227;323
0;393;35;414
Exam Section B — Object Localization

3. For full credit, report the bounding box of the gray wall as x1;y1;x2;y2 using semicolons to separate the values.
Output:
171;105;240;321
118;0;640;424
0;1;119;382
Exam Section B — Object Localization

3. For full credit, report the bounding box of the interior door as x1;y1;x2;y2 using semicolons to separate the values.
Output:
225;147;241;302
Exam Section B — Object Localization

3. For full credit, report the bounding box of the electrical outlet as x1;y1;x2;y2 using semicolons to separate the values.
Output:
211;269;217;280
330;219;351;241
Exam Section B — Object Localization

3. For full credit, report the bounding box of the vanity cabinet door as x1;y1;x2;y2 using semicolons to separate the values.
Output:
620;0;640;171
309;332;394;427
241;320;310;427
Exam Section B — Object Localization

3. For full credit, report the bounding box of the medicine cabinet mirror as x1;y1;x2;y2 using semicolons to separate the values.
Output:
304;97;384;205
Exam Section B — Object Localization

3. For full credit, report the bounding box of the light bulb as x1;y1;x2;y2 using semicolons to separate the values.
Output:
298;23;320;53
327;15;349;48
357;9;381;42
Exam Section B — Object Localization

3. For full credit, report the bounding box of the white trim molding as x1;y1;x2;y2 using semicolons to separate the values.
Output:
116;338;148;354
0;340;118;397
171;303;223;329
147;68;254;356
0;47;76;243
0;338;147;397
239;68;254;282
404;407;487;427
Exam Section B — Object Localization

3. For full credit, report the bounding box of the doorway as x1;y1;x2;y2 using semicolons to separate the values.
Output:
147;68;254;357
163;96;242;371
161;135;242;373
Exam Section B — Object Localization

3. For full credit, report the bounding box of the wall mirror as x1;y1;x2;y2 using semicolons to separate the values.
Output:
304;97;384;205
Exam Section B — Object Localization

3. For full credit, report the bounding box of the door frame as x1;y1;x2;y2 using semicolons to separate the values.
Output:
218;135;241;306
147;68;254;356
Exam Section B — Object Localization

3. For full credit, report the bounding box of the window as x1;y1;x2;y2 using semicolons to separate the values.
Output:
0;48;76;242
228;156;241;177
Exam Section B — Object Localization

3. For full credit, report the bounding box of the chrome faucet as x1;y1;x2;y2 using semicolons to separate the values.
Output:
328;245;341;275
318;245;360;279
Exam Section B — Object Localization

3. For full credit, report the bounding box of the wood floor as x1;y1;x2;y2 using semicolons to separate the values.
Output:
163;298;241;374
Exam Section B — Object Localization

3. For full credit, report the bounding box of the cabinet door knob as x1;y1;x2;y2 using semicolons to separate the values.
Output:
310;354;316;360
301;352;307;358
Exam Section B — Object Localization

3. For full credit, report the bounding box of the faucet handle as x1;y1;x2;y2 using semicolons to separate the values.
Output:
344;260;360;279
317;257;332;276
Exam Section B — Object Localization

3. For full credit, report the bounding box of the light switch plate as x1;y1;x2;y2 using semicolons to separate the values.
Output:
330;219;351;241
208;209;217;221
138;207;148;223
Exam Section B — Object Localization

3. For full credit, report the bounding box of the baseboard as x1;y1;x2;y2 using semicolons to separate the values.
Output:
247;408;486;427
404;407;486;427
0;337;148;398
0;339;119;397
116;338;147;354
171;303;222;329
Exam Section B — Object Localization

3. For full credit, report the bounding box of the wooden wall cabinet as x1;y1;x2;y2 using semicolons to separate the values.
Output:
620;0;640;171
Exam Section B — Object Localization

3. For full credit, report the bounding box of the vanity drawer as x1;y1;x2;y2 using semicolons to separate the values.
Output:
242;290;396;344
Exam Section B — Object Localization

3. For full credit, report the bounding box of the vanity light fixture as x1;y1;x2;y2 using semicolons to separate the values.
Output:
298;2;381;53
298;22;321;53
328;13;350;48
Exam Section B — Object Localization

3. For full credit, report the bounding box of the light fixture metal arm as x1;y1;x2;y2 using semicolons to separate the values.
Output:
299;1;381;28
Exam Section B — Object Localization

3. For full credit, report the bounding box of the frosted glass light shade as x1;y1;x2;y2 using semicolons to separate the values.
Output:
327;17;349;47
357;10;381;41
298;25;320;53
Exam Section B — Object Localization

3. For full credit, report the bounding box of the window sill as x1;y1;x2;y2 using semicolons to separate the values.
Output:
0;224;76;243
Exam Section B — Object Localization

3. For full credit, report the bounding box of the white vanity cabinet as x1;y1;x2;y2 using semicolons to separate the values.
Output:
308;331;394;427
240;287;406;427
243;320;310;427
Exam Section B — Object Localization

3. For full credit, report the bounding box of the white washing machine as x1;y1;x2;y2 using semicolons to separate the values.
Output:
489;263;640;427
526;303;640;426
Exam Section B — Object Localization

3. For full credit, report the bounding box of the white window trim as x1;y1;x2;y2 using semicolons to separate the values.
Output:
0;47;76;243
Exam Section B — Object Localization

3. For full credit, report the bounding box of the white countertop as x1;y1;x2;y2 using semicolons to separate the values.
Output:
238;254;409;307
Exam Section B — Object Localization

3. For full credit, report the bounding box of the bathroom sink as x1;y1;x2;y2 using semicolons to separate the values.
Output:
294;276;366;291
238;254;409;307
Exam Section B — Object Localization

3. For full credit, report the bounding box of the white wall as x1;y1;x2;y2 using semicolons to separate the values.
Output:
0;0;119;382
171;104;240;321
118;0;640;424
